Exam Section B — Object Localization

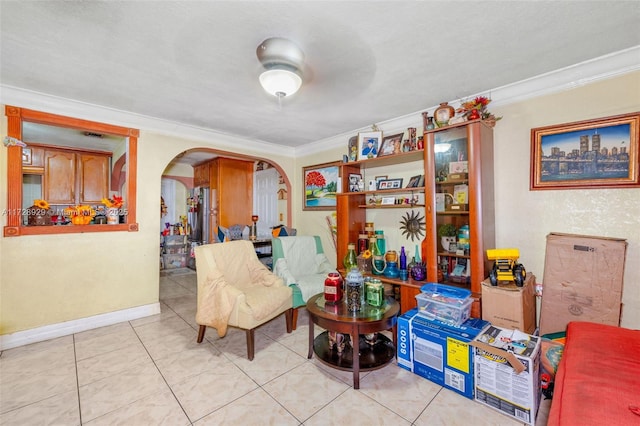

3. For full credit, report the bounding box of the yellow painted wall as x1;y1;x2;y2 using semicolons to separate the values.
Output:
0;119;294;335
491;71;640;329
295;72;640;329
2;71;638;337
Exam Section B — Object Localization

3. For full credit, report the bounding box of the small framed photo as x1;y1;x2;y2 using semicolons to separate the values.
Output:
22;147;32;165
381;197;395;205
357;131;382;161
406;175;422;188
375;175;388;189
347;135;358;161
378;178;403;189
348;173;362;192
378;133;403;157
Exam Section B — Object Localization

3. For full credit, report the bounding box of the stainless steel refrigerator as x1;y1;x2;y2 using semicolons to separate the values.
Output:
187;187;210;268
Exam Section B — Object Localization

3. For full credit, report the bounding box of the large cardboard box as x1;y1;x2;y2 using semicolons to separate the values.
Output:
471;326;541;426
481;273;536;334
397;309;490;399
539;233;627;335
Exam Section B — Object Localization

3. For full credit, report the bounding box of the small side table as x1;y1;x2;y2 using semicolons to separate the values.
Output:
306;293;399;389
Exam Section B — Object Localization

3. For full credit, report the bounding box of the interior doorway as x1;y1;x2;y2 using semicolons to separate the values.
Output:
253;167;279;239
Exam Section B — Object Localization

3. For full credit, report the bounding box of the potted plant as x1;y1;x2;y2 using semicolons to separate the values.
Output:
438;223;457;252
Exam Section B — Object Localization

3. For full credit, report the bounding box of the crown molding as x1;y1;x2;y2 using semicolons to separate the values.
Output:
0;85;296;158
296;46;640;157
3;46;638;161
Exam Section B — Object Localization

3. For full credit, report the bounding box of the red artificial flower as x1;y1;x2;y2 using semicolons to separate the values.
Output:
474;96;490;107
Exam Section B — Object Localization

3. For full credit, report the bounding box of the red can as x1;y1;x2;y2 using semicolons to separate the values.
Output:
324;272;343;303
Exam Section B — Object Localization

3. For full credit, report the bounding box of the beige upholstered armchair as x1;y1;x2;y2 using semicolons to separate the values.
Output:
195;240;293;360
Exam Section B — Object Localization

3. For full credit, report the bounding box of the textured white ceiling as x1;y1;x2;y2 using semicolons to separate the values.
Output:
1;1;639;149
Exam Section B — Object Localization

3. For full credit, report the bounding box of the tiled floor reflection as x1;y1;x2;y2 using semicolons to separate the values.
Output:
0;268;550;425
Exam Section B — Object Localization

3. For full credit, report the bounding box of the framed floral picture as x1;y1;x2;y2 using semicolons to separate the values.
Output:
530;112;640;190
357;131;382;161
303;161;341;210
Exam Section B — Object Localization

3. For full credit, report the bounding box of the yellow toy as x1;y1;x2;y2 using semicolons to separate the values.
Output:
486;248;526;287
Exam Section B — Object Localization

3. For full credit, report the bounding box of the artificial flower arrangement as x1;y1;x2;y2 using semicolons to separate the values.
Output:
101;195;124;209
64;204;96;225
456;96;502;126
33;199;50;211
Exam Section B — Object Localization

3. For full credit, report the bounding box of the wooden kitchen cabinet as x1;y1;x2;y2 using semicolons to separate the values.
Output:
193;162;210;187
43;147;110;205
78;153;110;204
209;158;253;237
44;149;76;204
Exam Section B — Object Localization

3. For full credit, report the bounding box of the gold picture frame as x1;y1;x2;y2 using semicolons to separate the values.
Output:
530;112;640;190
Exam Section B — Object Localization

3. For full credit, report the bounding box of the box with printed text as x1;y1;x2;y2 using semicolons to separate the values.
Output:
471;325;541;426
397;309;490;399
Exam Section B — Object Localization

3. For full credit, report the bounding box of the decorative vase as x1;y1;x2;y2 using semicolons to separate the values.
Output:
26;205;52;226
434;102;455;127
410;263;426;281
426;116;435;130
467;109;481;120
106;207;119;225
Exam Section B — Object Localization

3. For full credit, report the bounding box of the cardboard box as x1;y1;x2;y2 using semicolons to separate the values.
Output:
397;309;490;399
539;233;627;335
481;273;537;334
471;326;541;426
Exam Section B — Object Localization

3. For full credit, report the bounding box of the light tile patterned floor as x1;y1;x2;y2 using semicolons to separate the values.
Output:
0;269;550;425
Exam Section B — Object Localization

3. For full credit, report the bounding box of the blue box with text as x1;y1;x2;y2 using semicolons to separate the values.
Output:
397;308;490;399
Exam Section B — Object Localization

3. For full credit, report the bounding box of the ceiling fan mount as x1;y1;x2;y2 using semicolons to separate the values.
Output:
256;37;305;98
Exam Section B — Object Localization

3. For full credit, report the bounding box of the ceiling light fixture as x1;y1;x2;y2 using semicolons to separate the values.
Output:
256;37;304;99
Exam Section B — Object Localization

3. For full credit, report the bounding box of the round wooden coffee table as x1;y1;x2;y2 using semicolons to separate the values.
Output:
306;293;399;389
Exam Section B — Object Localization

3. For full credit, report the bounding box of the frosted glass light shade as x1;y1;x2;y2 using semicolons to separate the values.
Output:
259;68;302;97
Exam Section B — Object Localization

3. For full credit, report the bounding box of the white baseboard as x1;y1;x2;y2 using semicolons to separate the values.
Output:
0;303;161;351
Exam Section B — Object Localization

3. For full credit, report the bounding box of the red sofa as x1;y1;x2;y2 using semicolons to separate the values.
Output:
547;321;640;425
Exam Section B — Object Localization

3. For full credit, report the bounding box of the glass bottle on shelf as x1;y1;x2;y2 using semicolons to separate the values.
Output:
343;243;358;271
370;237;384;275
375;230;385;254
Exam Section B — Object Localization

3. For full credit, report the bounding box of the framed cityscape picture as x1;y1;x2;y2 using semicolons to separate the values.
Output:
530;112;640;190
